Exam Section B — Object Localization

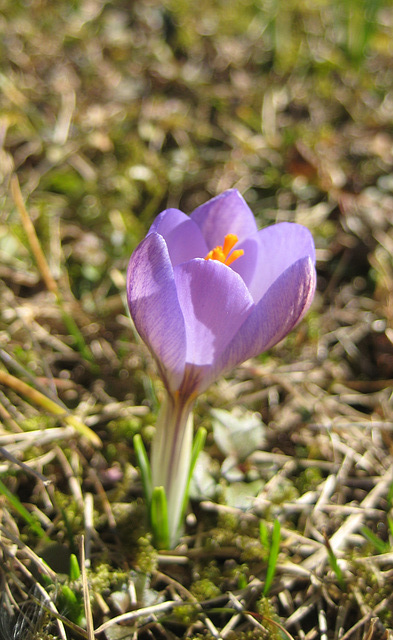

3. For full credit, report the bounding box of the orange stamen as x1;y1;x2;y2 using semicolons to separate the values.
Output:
225;249;244;267
222;233;239;257
204;233;244;266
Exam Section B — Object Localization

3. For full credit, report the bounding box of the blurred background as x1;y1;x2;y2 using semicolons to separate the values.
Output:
1;1;393;635
2;0;393;389
1;0;392;300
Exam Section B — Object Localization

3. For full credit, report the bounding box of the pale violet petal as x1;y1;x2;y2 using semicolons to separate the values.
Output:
233;222;316;303
149;208;208;266
173;258;254;392
191;189;258;250
206;256;316;390
127;233;187;392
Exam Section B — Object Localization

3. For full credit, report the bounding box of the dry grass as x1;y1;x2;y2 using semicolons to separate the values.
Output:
1;1;393;638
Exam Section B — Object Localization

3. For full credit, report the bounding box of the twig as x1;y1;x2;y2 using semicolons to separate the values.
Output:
0;533;68;640
80;536;95;640
0;426;76;447
11;174;58;294
317;598;328;640
0;446;51;485
303;463;393;572
0;370;102;448
55;446;84;507
0;525;56;580
285;593;320;629
84;493;94;568
94;601;178;634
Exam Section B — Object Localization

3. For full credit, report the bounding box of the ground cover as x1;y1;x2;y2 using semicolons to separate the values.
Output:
1;1;393;638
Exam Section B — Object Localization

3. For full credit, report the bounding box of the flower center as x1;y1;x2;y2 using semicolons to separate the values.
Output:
204;233;244;267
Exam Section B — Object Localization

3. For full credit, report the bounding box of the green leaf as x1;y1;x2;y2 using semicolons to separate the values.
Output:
150;487;170;550
0;478;46;538
263;519;281;596
360;525;390;554
387;517;393;542
259;520;269;550
69;553;81;581
324;536;345;590
134;434;152;505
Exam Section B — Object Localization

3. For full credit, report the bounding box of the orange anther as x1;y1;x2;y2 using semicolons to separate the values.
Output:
225;249;244;267
204;234;244;266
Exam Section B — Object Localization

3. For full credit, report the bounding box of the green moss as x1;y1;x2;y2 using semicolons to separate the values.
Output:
239;537;266;563
172;604;200;626
349;560;393;627
207;512;266;565
54;491;84;539
107;417;143;441
89;563;128;593
134;535;158;574
223;562;250;590
217;511;240;535
190;578;221;602
269;478;299;505
111;500;157;561
296;467;323;494
256;597;283;640
20;415;58;431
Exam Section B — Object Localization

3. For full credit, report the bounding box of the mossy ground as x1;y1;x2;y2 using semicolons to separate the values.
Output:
1;1;393;638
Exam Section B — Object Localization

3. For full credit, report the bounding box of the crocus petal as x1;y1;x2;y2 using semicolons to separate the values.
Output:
232;223;316;303
207;256;316;389
228;234;259;291
148;207;188;237
191;189;258;250
127;232;187;392
173;259;254;392
148;208;208;266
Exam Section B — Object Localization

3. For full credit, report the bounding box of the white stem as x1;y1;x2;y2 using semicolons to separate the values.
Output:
151;393;194;547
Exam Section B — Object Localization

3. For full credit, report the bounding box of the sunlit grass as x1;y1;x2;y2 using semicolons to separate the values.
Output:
1;0;393;637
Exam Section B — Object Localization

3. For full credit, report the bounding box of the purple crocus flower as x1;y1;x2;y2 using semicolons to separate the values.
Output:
128;189;316;397
127;189;316;546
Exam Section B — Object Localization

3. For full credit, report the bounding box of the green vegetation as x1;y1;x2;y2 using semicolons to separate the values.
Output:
1;0;393;638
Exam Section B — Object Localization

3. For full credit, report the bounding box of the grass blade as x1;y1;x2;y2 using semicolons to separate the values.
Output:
0;478;46;538
263;519;281;596
150;486;169;550
133;433;152;505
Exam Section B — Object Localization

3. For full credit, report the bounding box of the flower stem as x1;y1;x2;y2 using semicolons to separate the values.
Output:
150;392;195;547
